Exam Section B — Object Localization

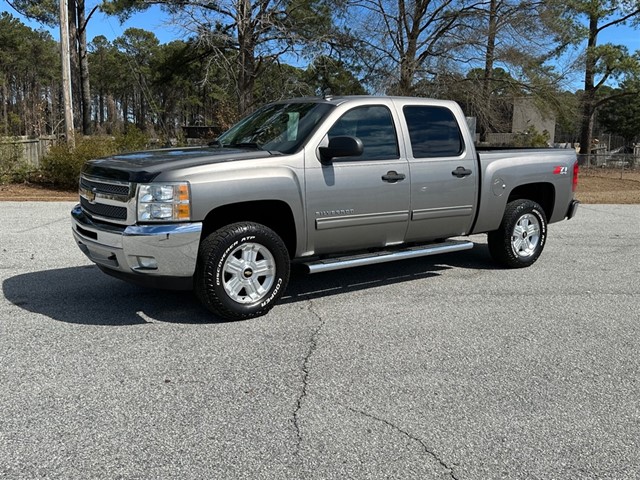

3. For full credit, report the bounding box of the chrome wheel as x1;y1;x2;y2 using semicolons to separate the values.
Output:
511;213;541;258
222;242;276;304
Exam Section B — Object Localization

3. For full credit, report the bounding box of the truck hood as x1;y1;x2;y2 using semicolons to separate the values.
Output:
82;146;275;183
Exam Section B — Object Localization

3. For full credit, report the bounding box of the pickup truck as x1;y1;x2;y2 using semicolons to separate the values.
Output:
71;96;579;320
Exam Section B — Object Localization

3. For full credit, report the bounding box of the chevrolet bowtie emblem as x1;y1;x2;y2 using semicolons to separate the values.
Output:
86;187;97;204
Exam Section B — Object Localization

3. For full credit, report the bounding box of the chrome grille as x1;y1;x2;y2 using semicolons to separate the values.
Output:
79;174;134;224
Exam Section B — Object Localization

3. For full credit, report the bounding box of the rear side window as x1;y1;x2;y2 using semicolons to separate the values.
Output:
403;106;464;158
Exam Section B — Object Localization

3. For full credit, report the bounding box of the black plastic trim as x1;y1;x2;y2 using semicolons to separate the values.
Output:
468;151;483;235
97;265;193;291
566;200;580;219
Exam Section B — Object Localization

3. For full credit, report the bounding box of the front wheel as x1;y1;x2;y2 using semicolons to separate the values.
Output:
195;222;290;321
488;199;547;268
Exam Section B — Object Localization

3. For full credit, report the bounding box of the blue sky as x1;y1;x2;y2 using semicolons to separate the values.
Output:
0;1;179;44
2;0;639;82
2;0;638;49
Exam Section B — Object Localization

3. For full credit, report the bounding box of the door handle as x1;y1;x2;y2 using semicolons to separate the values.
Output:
382;171;406;183
452;166;472;178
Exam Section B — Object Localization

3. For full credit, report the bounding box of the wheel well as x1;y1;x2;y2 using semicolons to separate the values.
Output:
507;183;555;220
201;200;297;257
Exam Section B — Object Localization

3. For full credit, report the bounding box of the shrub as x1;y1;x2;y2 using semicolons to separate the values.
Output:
115;126;149;153
41;136;119;189
513;127;550;148
0;140;30;183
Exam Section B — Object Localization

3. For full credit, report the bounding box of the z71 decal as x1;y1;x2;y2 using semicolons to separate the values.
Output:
553;166;568;175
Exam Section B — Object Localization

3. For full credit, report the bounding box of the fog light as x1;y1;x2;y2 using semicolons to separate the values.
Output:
136;256;158;270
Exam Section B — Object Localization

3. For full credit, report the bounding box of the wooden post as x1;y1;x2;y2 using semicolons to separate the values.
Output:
59;0;75;148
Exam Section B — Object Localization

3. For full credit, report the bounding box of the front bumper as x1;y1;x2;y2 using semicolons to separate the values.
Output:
71;204;202;285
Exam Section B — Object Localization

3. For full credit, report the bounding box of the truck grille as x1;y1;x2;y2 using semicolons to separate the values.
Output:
80;197;128;220
79;175;134;224
80;177;131;196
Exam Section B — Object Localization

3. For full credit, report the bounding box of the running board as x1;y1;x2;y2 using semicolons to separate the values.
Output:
302;240;474;274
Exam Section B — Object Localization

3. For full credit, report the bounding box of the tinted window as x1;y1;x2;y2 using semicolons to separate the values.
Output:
328;106;399;160
403;106;464;158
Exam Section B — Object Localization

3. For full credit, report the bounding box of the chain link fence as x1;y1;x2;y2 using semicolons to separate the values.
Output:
577;146;640;172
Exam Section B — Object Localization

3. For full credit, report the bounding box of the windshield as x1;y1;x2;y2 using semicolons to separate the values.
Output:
217;102;334;154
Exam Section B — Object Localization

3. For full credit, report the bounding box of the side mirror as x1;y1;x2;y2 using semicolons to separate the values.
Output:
319;136;364;164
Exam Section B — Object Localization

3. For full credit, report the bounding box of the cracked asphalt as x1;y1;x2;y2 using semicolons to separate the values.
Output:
1;202;639;479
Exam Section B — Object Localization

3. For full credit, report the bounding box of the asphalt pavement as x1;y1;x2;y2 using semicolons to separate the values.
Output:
1;202;639;479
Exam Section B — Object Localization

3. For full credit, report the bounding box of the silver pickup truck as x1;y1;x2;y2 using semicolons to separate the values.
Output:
71;96;579;320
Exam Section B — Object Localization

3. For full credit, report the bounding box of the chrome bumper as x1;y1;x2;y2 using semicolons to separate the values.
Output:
71;204;202;279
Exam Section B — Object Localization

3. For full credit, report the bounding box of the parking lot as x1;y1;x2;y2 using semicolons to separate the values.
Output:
1;202;639;479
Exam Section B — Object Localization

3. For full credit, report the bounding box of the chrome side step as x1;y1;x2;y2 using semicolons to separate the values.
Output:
302;240;474;274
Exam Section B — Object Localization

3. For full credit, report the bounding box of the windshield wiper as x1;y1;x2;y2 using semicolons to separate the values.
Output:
225;142;263;150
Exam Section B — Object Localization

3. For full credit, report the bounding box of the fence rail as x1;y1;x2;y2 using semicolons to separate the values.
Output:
0;136;57;168
577;153;640;170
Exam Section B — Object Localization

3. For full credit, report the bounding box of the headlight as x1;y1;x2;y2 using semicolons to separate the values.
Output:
137;182;191;222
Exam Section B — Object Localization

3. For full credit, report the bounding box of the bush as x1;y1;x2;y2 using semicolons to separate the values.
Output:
41;136;119;189
40;128;154;188
513;127;550;148
0;140;30;184
115;126;149;153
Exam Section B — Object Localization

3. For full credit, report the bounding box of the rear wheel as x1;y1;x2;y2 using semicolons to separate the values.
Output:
195;222;290;320
488;199;547;268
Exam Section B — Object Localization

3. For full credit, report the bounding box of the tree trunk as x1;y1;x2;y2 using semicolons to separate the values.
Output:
67;0;81;132
123;95;129;132
578;15;599;156
31;79;41;136
578;96;595;157
99;90;105;126
77;0;92;135
480;0;498;142
139;75;146;130
398;47;417;96
46;81;54;135
237;0;255;116
2;80;7;136
397;0;419;96
107;94;117;134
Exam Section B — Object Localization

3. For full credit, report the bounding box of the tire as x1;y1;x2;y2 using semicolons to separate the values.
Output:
195;222;290;321
487;199;547;268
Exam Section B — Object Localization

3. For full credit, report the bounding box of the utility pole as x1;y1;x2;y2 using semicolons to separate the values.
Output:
59;0;75;148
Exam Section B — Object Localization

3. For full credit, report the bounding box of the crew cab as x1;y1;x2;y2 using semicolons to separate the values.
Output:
71;96;579;320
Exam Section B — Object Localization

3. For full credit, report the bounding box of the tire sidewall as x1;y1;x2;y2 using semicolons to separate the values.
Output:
200;223;289;319
505;201;547;267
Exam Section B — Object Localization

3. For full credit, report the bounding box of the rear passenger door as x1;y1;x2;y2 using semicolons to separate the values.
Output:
305;103;410;255
398;102;478;242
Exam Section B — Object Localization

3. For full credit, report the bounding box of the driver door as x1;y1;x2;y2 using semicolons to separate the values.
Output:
305;104;410;255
